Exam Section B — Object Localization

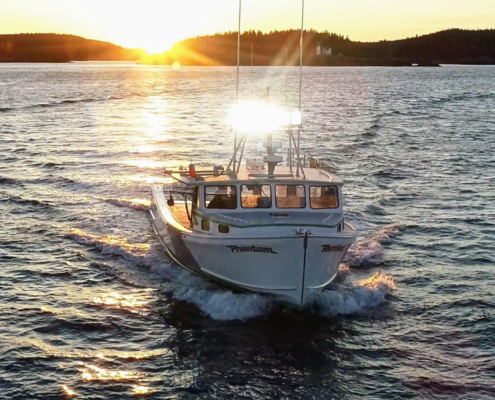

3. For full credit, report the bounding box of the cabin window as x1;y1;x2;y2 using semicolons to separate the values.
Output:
310;186;339;209
218;224;230;233
201;219;210;231
275;185;306;209
240;184;272;208
204;185;237;209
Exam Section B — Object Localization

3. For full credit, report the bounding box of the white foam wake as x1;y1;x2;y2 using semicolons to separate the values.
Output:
173;288;274;321
308;271;396;317
90;195;150;211
345;223;405;267
70;227;398;321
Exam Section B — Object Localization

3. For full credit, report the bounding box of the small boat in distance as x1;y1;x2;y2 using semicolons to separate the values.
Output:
150;0;357;306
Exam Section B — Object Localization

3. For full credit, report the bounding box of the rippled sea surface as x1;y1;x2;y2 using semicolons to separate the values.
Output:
1;62;494;399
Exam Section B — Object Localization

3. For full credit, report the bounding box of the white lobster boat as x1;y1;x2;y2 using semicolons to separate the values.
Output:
150;0;356;306
150;161;356;306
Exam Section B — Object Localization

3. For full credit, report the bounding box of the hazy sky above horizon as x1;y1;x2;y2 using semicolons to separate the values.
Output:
1;0;494;53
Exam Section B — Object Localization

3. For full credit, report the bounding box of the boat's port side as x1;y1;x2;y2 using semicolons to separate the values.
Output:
151;185;203;273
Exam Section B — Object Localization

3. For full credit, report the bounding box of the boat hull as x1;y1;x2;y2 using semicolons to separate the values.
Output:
150;185;356;306
181;233;353;305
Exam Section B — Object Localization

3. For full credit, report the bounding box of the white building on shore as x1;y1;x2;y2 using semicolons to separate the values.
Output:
316;45;332;56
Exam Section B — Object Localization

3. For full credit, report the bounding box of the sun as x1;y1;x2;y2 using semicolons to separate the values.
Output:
126;34;176;54
111;23;181;54
139;37;176;55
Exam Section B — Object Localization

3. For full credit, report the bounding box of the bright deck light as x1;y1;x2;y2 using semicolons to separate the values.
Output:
227;102;301;133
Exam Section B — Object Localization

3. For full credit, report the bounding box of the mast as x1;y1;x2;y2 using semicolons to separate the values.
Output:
233;0;242;174
236;0;241;103
296;0;304;177
251;43;253;96
299;0;304;111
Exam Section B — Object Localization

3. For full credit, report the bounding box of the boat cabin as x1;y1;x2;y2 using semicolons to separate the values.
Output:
166;167;346;235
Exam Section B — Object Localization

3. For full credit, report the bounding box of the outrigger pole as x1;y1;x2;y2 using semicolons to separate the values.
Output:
233;0;242;174
296;0;304;178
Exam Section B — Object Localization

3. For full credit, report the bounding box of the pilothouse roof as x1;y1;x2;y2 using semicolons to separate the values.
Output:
170;166;343;186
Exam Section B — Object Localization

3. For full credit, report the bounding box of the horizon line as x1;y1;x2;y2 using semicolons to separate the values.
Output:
1;27;494;54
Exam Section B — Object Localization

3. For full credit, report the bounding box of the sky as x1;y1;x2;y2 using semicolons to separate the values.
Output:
1;0;494;53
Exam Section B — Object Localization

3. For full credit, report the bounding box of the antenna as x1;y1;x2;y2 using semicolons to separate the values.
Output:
285;47;288;110
299;0;304;111
233;0;242;174
250;42;253;96
236;0;241;103
296;0;304;177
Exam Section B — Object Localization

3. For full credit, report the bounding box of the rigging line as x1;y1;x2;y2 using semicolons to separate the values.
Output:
234;0;241;174
285;47;288;110
296;0;305;177
251;43;253;96
299;0;304;111
236;0;241;103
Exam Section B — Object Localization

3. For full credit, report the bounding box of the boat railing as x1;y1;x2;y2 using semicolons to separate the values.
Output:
286;149;333;172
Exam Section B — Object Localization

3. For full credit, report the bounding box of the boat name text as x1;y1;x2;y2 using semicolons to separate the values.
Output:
321;245;345;253
227;245;277;254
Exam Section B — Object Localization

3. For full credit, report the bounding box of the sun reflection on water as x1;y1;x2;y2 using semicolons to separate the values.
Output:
139;96;171;140
61;385;76;397
79;363;146;382
131;145;169;154
93;289;154;315
121;159;170;169
122;175;174;184
68;228;150;257
357;271;396;290
132;385;153;395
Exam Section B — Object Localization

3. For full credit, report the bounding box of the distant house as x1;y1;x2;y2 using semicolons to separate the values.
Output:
316;45;332;56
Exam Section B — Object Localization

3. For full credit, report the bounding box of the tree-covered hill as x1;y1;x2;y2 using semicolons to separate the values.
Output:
0;34;145;62
1;29;494;65
167;28;495;66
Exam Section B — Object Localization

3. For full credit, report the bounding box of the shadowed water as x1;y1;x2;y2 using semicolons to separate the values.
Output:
0;62;494;399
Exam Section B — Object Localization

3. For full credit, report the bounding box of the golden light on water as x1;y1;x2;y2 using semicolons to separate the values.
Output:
79;364;146;382
132;145;169;154
123;175;174;185
171;61;181;70
357;271;396;290
122;159;170;169
61;385;76;397
68;228;150;257
125;198;152;207
140;96;171;140
93;291;150;314
132;385;152;395
24;336;168;361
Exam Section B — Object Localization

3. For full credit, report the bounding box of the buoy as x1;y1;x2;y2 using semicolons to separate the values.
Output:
189;163;196;178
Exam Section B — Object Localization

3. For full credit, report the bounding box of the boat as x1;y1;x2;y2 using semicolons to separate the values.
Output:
150;0;357;306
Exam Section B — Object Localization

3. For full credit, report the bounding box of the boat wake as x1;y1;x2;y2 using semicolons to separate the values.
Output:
307;271;395;317
345;223;405;267
68;227;397;321
67;229;150;264
91;196;151;211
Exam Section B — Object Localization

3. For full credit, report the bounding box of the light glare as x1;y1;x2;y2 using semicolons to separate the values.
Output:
227;102;301;134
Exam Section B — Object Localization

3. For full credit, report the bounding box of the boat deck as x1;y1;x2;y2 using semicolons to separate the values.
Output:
170;203;191;228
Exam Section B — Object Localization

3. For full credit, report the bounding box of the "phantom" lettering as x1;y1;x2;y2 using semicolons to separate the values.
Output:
227;245;277;254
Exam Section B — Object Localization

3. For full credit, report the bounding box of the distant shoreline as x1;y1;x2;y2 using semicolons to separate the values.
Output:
1;30;495;66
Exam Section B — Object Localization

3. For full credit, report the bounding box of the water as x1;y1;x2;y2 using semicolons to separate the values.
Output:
1;62;494;399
